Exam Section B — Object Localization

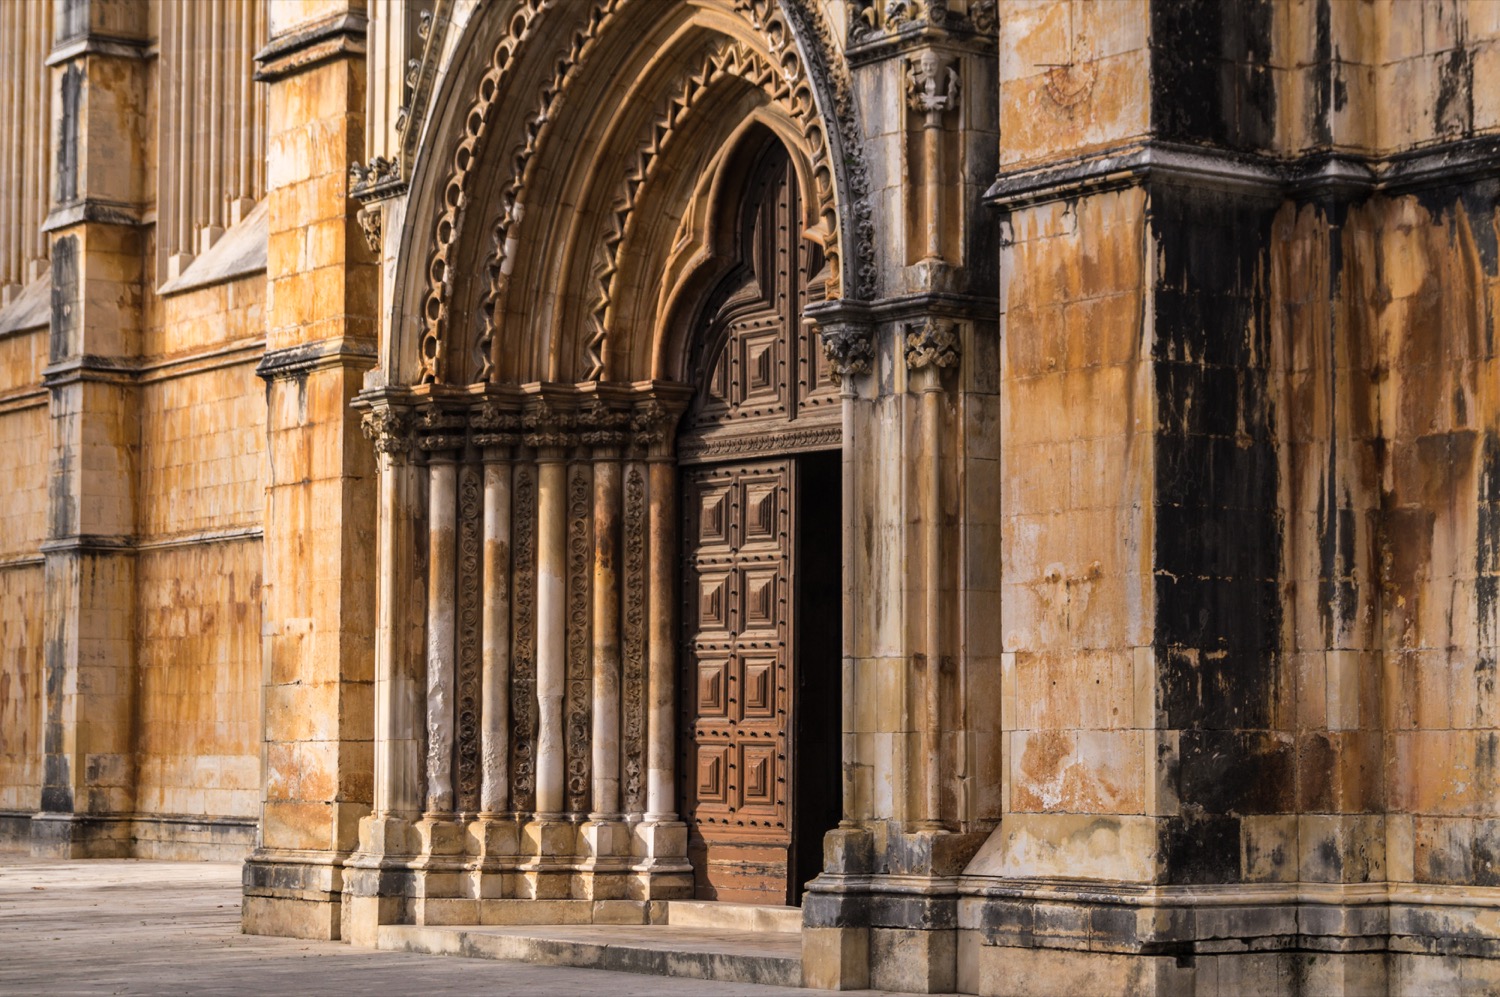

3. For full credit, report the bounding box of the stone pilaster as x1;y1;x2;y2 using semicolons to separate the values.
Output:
243;1;377;940
32;0;150;859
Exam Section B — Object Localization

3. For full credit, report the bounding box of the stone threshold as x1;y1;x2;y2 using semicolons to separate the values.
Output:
379;901;803;988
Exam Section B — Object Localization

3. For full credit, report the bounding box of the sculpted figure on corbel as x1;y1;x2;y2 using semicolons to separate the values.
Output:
906;50;961;115
905;317;961;371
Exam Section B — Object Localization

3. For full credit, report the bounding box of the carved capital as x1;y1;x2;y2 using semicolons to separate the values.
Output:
521;397;578;450
906;51;960;114
469;399;521;450
414;407;467;453
905;318;961;371
577;396;633;449
361;407;411;458
818;322;875;382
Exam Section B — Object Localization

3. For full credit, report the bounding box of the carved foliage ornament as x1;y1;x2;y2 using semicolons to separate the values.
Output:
905;318;961;370
819;322;875;381
361;407;412;457
850;0;996;39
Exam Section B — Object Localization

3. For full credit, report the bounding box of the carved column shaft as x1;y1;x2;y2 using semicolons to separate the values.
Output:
425;457;458;814
591;453;623;818
645;456;678;820
366;411;422;819
480;454;512;815
534;450;568;817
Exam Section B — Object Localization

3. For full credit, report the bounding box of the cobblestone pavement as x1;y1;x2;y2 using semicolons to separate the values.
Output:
0;858;868;996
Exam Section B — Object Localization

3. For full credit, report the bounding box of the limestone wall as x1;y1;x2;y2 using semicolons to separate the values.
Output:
129;274;267;858
0;322;48;844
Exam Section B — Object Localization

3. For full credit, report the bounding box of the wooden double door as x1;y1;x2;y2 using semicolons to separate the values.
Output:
680;452;840;905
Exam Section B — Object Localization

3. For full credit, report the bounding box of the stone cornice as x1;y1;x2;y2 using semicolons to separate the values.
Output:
253;11;368;83
42;199;147;233
46;34;151;67
986;135;1500;210
255;338;379;382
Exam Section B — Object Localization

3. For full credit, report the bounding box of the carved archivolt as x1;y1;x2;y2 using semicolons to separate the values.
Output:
474;0;630;382
412;0;873;386
417;0;549;385
581;40;813;383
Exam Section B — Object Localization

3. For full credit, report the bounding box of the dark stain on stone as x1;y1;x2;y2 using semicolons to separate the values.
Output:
1436;47;1474;138
1160;811;1241;884
1479;436;1500;646
1178;730;1294;814
1150;182;1283;884
1310;0;1333;145
57;63;82;205
1150;0;1276;152
50;235;78;364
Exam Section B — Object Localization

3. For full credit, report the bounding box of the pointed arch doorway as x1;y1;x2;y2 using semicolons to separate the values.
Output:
677;135;843;906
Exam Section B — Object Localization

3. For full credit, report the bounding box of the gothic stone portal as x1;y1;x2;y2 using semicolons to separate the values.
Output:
677;140;842;905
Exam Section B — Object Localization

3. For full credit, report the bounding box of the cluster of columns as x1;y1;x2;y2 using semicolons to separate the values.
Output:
351;381;695;915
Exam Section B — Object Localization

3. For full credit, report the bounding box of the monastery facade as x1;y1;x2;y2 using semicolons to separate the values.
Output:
2;0;1500;993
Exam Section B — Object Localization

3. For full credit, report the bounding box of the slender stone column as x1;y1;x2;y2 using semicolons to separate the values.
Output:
534;449;568;817
425;456;459;815
590;451;623;818
645;454;677;820
479;453;513;816
364;407;421;819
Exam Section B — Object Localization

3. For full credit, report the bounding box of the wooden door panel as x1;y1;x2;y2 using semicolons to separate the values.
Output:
681;459;794;904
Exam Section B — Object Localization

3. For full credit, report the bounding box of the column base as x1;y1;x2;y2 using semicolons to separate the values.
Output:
628;819;693;900
29;812;134;858
242;848;351;940
575;818;634;900
515;817;580;899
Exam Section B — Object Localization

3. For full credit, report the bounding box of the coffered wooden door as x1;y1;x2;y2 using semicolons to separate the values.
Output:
681;460;796;903
677;136;841;906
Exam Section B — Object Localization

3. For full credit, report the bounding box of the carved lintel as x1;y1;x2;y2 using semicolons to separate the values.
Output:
361;407;411;458
905;318;961;371
906;50;960;114
818;322;875;383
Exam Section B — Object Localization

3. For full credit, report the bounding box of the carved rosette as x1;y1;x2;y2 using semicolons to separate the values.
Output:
510;465;538;811
360;407;411;459
818;322;875;383
564;463;593;813
455;463;483;812
905;318;961;370
620;464;647;813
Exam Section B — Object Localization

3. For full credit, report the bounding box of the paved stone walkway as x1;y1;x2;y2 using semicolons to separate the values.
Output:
0;858;874;996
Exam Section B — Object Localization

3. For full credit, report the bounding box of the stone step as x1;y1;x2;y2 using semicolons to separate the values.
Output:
380;922;803;988
663;899;803;933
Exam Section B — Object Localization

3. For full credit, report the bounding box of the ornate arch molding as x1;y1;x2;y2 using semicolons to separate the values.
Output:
390;0;873;389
